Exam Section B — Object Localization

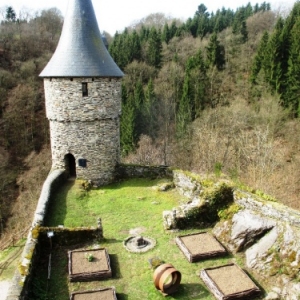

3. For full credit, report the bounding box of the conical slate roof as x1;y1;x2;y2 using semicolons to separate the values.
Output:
40;0;123;77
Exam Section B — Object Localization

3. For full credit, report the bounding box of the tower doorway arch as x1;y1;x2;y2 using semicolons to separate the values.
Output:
65;154;76;177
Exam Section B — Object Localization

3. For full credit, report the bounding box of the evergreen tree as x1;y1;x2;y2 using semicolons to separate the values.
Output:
192;49;208;113
120;87;136;155
140;25;150;42
264;17;285;93
144;78;158;138
189;17;199;37
279;2;300;94
206;32;226;70
177;74;192;137
109;32;127;69
232;7;249;43
245;2;253;18
176;50;208;136
254;3;260;13
232;9;244;35
284;17;300;116
162;23;171;44
250;31;269;84
146;27;162;68
134;81;145;138
170;21;178;38
195;4;210;39
109;30;142;69
5;6;16;22
129;30;142;62
240;20;248;43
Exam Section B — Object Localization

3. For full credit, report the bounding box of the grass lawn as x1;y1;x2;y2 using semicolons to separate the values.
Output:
30;178;259;300
0;239;26;281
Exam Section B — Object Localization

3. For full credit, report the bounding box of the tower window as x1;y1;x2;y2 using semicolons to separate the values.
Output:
78;158;87;168
82;82;88;97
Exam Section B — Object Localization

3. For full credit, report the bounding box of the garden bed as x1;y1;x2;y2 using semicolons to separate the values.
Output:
70;287;117;300
175;232;227;262
68;248;112;282
200;263;261;300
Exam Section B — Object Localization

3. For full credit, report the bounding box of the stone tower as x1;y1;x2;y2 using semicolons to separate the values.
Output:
40;0;123;186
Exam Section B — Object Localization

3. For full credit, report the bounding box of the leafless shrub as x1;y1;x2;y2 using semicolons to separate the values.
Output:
247;11;276;40
186;95;300;208
123;135;165;165
124;61;157;89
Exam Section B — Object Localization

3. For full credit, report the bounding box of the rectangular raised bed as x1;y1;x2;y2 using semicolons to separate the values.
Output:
68;248;112;282
175;232;227;262
200;263;261;300
70;287;117;300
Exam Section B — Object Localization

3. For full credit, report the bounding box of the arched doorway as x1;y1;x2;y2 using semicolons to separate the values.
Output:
65;154;76;177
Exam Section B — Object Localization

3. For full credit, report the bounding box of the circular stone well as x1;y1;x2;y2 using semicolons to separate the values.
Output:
123;236;156;253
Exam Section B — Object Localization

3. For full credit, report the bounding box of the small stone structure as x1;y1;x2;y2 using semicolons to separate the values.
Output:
123;236;156;253
175;232;227;263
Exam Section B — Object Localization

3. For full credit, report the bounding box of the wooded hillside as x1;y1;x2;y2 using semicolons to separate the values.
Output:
0;2;300;240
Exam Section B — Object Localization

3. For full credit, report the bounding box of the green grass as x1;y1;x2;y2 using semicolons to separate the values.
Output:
0;239;26;280
32;178;261;300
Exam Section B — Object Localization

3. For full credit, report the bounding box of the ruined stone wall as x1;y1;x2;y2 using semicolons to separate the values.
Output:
44;77;122;185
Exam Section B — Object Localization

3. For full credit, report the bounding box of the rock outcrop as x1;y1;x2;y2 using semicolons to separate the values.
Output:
213;190;300;300
163;170;300;300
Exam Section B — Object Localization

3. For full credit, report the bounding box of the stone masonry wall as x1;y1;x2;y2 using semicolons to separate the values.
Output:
6;170;66;300
44;77;122;121
50;119;120;186
44;77;122;186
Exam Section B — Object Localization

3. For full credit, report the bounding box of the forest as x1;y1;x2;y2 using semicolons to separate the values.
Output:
0;2;300;241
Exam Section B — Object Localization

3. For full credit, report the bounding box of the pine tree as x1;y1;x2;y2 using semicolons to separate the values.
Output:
5;6;16;22
206;32;225;70
146;27;162;68
162;23;171;44
177;74;192;137
192;49;208;113
120;87;136;155
134;81;145;138
250;31;269;84
140;25;150;42
195;4;210;39
284;17;300;116
129;30;142;62
109;32;127;69
240;20;248;43
264;17;285;93
170;21;178;39
232;7;249;43
121;101;136;155
144;78;158;138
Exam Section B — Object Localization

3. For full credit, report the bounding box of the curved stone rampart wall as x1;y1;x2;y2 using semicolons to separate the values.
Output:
6;170;66;300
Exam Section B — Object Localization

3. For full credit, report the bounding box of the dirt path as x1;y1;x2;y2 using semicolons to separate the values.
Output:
0;280;11;300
